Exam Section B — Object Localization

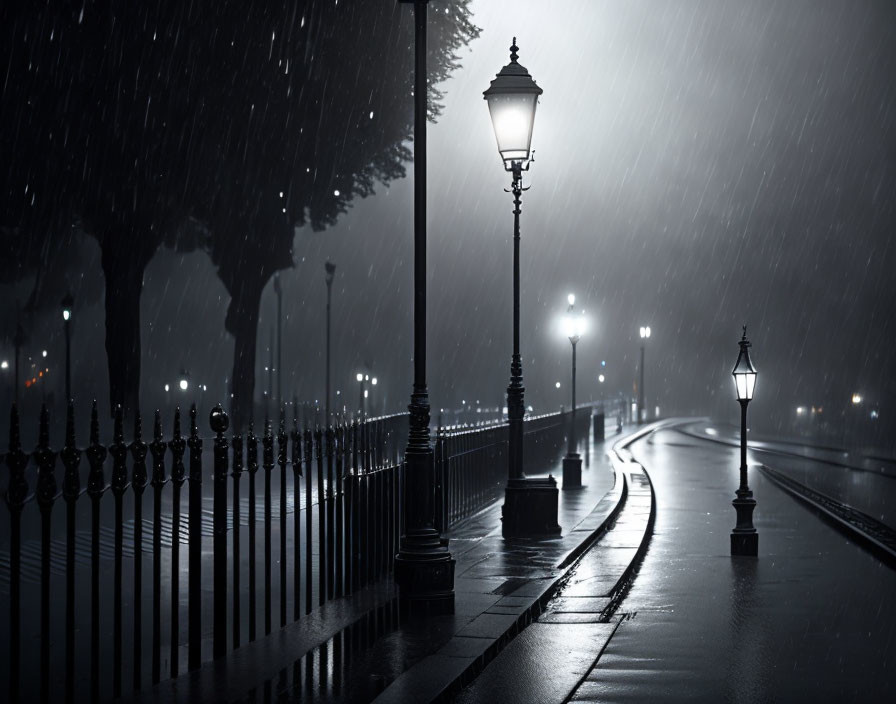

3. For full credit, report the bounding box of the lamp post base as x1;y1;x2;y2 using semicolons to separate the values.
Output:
730;531;758;557
502;477;561;538
731;494;758;556
562;454;583;489
394;528;456;617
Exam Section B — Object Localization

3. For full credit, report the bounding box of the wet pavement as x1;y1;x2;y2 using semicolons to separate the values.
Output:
682;422;896;529
126;421;625;703
454;430;656;703
568;424;896;703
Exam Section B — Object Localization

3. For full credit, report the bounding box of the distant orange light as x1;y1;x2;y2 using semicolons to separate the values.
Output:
25;380;32;388
38;371;43;378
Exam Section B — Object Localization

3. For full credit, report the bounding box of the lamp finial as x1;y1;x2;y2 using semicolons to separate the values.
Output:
510;37;519;62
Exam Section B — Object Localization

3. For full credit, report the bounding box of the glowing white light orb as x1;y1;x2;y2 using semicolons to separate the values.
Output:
598;374;605;383
567;293;575;306
356;373;364;382
179;379;189;391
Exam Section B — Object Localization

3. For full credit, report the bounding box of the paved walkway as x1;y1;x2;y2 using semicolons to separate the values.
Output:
129;420;631;703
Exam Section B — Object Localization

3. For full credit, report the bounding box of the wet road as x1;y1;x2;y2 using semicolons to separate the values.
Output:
573;427;896;702
683;422;896;529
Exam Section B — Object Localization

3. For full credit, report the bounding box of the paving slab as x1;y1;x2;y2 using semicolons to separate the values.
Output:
454;622;619;704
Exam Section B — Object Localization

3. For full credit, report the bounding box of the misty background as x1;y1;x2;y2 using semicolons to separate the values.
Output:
1;0;893;449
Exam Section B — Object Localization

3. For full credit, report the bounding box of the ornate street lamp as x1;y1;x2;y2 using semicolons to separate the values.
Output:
325;262;336;420
61;293;74;401
485;39;559;538
730;326;758;557
394;0;454;615
562;294;586;489
638;325;650;424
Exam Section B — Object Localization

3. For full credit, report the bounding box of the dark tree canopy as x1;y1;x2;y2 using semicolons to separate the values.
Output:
1;1;479;423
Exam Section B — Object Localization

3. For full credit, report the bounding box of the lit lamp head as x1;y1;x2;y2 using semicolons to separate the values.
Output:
731;326;757;402
356;373;364;382
484;38;543;171
639;326;651;340
61;293;74;322
562;294;586;345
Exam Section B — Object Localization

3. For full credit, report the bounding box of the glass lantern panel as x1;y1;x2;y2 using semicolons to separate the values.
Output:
487;93;538;162
733;372;756;401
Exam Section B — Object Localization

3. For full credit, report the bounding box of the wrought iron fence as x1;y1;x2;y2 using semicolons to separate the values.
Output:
434;408;592;531
2;401;588;702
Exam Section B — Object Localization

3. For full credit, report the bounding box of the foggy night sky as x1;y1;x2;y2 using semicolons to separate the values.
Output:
1;0;894;446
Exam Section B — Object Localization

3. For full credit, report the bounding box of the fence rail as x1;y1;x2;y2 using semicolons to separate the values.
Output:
2;401;589;703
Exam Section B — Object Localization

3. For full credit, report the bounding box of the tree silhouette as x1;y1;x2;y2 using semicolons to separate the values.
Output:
1;2;205;414
2;1;479;425
193;1;480;430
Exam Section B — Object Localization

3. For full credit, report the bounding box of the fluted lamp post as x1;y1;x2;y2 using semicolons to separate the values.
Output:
485;38;560;538
61;293;74;402
562;294;586;489
730;326;758;557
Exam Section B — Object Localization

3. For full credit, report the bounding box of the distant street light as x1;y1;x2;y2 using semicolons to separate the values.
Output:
562;294;586;489
730;326;758;557
638;325;651;424
598;374;605;383
325;261;336;420
61;292;74;401
851;393;862;405
356;372;368;416
485;37;559;538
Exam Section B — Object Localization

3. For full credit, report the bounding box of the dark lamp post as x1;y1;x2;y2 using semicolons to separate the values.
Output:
485;39;560;538
562;294;586;489
325;261;335;421
61;293;74;401
394;0;454;616
730;326;758;557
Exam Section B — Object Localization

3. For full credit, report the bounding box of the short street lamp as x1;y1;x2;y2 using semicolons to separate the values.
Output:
562;294;586;489
638;325;650;424
730;326;758;557
356;372;366;416
485;38;559;538
61;293;74;401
